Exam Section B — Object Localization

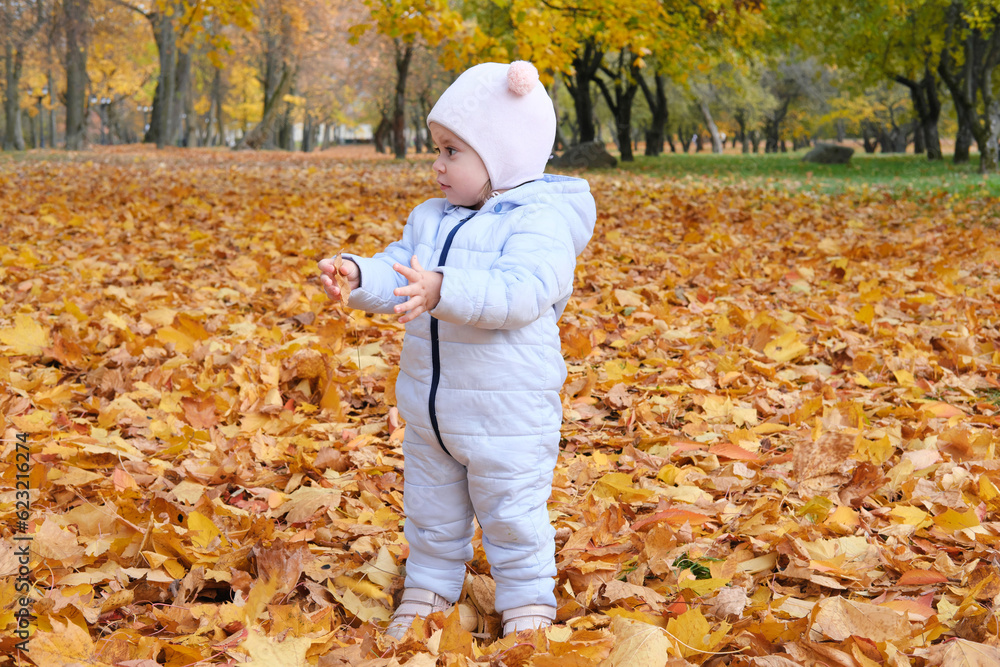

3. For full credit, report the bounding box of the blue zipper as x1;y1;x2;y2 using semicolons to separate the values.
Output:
428;212;475;456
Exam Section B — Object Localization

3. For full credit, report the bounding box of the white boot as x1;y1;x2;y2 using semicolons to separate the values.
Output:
501;604;556;635
385;588;452;640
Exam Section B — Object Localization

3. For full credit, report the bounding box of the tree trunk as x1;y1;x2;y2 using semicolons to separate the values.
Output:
410;111;423;153
212;67;225;146
594;53;638;162
913;125;926;154
3;43;25;150
981;96;1000;173
147;10;176;148
46;70;56;147
937;6;1000;171
374;114;390;153
392;40;412;159
763;98;789;154
301;112;312;152
64;0;89;150
564;39;603;144
698;99;723;153
764;119;778;153
550;79;566;152
679;126;692;153
176;46;194;146
895;69;942;160
235;64;294;150
638;71;667;157
616;84;637;161
736;109;749;153
920;71;942;160
277;99;293;150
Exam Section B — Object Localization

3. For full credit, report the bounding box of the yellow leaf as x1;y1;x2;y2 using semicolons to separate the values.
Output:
933;508;980;531
171;480;208;505
679;576;731;596
593;472;654;503
979;475;999;502
855;435;894;465
854;372;873;387
244;575;281;624
357;545;401;588
29;617;107;667
602;616;676;665
824;505;860;530
855;303;875;325
604;607;666;627
763;329;809;363
238;628;311;667
330;584;390;623
605;359;639;381
156;326;195;354
893;370;915;387
163;559;186;579
333;575;391;603
0;313;50;355
890;506;932;529
187;511;222;549
614;289;645;308
665;607;729;658
10;410;53;433
102;311;130;331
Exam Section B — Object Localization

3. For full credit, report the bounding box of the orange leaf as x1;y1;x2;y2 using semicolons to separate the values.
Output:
897;569;948;586
631;509;712;532
708;442;760;462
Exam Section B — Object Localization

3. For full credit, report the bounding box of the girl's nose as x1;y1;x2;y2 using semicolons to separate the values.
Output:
432;158;445;173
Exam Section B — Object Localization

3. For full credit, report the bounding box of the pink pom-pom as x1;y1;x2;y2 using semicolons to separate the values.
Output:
507;61;539;96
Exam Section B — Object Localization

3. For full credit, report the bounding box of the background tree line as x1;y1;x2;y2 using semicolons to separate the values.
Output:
3;0;1000;172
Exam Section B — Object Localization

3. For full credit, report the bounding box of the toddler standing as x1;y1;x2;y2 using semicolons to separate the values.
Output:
319;60;596;639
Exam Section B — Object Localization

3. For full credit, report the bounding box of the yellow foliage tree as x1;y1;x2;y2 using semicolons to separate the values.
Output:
350;0;478;158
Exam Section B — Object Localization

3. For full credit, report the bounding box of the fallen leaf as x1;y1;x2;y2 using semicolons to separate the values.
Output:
810;596;911;642
333;253;351;306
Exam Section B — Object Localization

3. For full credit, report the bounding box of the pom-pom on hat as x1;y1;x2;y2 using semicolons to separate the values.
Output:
427;61;556;192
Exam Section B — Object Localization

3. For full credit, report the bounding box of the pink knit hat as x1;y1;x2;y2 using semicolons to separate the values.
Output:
427;61;556;191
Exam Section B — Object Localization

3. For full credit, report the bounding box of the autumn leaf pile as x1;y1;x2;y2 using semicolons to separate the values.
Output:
1;146;999;667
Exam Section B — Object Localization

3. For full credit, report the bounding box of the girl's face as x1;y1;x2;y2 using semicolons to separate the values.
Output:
429;122;490;209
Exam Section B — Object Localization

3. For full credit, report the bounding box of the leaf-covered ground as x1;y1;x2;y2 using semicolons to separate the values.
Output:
1;146;999;667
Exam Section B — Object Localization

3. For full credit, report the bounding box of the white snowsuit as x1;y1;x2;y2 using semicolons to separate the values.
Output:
346;175;596;611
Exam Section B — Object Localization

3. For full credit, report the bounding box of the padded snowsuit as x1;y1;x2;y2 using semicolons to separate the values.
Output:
346;175;596;611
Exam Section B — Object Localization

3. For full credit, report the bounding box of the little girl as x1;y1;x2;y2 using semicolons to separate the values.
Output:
318;61;596;639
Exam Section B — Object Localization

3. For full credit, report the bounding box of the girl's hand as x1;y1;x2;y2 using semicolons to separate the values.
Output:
318;255;360;303
393;255;443;324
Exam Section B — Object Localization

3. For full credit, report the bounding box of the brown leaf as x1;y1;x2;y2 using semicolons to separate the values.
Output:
333;252;352;306
810;597;911;642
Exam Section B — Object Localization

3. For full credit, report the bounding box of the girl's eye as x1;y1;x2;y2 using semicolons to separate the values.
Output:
446;147;457;156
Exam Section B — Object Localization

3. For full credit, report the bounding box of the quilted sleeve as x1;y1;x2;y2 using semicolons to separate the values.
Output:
343;212;420;314
431;206;577;330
